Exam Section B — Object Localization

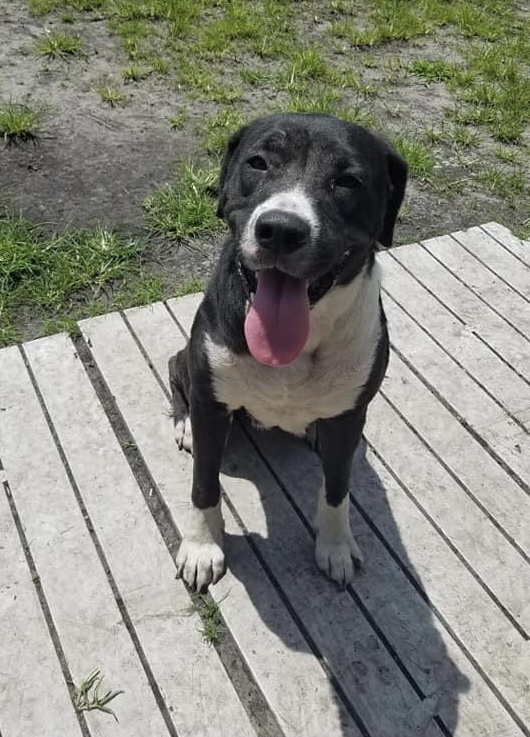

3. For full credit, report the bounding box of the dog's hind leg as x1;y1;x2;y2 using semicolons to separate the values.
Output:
314;405;366;588
169;349;193;453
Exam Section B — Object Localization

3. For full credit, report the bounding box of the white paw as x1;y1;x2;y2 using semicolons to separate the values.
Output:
175;539;225;591
314;489;363;588
315;533;363;588
175;503;224;591
175;416;193;453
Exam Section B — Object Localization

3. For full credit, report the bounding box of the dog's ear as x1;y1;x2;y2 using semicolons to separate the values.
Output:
378;145;408;248
217;125;248;218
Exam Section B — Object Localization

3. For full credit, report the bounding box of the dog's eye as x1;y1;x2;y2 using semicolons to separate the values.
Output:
247;155;267;171
333;173;362;190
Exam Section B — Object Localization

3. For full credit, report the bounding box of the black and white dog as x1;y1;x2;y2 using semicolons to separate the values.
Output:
169;113;407;592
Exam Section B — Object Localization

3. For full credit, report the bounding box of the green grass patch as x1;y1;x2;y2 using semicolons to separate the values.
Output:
168;110;188;130
392;135;436;180
96;81;128;106
409;59;459;84
29;0;105;12
197;594;226;646
0;103;40;143
175;277;204;296
122;64;150;82
203;108;246;156
36;32;84;58
0;211;147;346
142;162;221;240
477;165;526;202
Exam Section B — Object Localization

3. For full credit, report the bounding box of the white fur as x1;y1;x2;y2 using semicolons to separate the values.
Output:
174;416;193;453
314;485;363;587
240;188;320;261
206;262;382;436
175;502;225;590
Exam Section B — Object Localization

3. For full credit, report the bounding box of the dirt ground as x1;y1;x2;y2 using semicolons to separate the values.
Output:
1;0;529;299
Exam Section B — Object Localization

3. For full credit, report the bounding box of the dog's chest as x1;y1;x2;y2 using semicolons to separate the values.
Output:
206;273;381;435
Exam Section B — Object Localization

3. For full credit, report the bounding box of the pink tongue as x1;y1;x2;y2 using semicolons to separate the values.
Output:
244;269;310;366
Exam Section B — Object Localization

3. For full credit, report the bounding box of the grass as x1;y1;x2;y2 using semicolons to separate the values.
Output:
0;103;40;143
203;109;246;157
122;64;150;82
96;81;128;107
391;135;436;180
6;0;530;347
72;670;124;722
36;31;83;58
0;211;148;346
142;162;221;240
197;594;226;646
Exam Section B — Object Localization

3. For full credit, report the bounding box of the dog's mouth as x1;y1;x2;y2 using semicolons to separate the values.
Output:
238;250;351;367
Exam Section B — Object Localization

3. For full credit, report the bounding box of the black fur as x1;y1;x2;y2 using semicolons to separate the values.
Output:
170;113;407;591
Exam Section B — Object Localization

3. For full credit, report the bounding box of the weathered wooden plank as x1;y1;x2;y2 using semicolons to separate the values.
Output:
391;241;530;382
166;295;202;335
83;307;361;737
452;227;530;296
253;427;527;737
481;223;530;268
380;256;530;428
159;300;456;734
379;348;530;559
0;465;83;737
0;346;172;737
24;333;256;737
422;233;530;337
383;296;530;492
368;383;530;625
166;289;530;733
98;304;444;737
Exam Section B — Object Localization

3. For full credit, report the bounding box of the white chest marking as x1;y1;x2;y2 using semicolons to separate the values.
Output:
206;264;382;435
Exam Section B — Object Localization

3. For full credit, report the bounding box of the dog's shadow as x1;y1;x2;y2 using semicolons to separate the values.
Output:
220;419;470;737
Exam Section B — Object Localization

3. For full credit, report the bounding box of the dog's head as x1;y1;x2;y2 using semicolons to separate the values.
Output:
217;113;407;286
216;113;407;366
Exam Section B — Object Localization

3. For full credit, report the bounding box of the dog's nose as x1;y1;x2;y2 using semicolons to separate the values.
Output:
255;209;311;253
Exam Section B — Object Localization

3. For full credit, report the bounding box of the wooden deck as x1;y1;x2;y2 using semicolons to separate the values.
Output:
1;221;529;737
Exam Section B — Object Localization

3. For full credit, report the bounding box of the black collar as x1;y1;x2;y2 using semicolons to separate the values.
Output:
236;249;352;308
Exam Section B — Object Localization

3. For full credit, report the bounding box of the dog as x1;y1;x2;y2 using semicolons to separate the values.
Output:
169;113;407;592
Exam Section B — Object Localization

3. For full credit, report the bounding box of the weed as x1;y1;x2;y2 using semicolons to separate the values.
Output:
36;32;83;59
477;165;526;202
149;56;169;75
513;220;530;240
409;59;459;84
454;126;479;148
142;162;221;240
0;103;40;143
122;65;149;83
175;278;204;296
203;109;246;156
72;670;124;722
279;47;330;89
112;273;165;308
168;111;188;130
197;594;227;646
97;82;127;107
392;134;435;180
288;89;342;115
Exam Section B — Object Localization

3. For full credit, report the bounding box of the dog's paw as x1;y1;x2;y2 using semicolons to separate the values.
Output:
174;416;193;454
315;532;363;589
175;539;225;592
175;503;224;591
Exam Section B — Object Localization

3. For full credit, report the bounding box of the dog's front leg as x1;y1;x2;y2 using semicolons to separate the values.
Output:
175;391;231;592
314;405;367;588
